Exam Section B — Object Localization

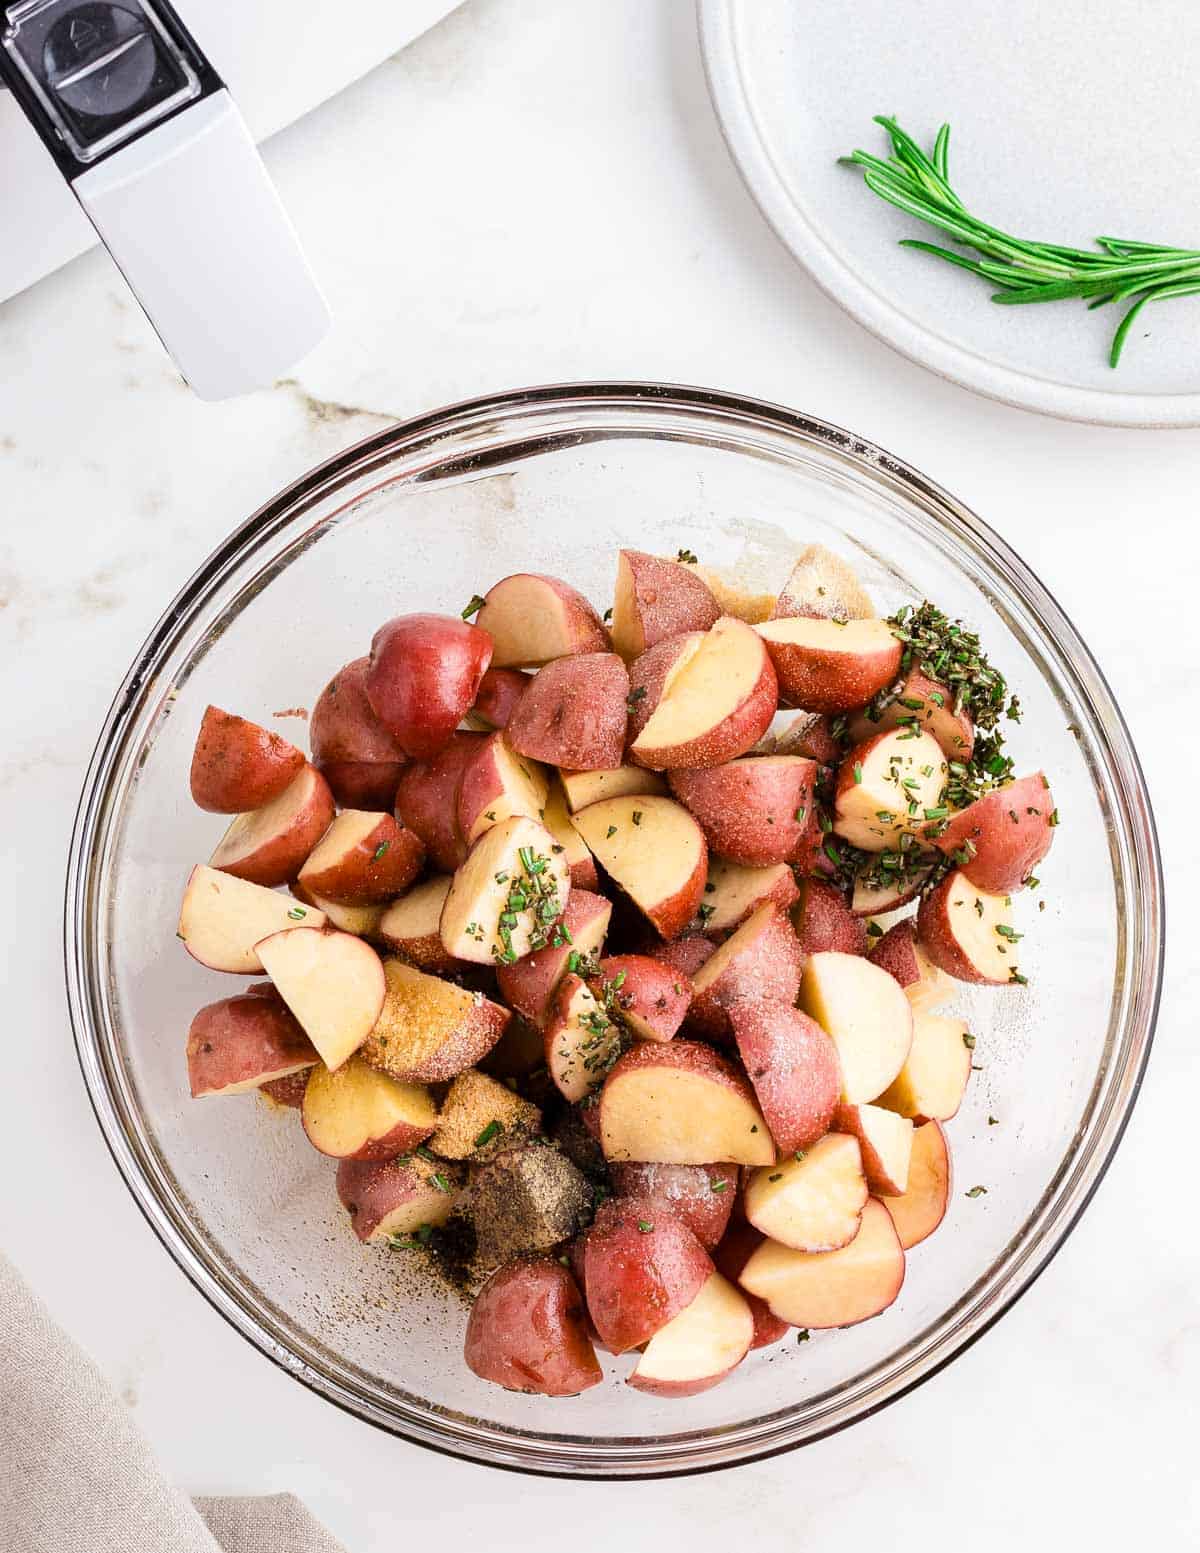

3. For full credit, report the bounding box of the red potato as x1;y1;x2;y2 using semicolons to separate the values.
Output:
297;810;424;905
701;857;799;937
209;765;335;887
770;543;875;622
376;876;458;972
309;657;408;809
607;1162;738;1250
496;888;612;1025
583;1194;713;1353
505;652;629;771
189;706;304;814
631;617;778;770
879;1120;951;1249
738;1198;905;1329
571;795;707;941
474;573;609;667
599;1040;774;1166
628;1270;753;1397
359;959;509;1083
756;617;901;714
799;951;914;1104
792;878;868;957
916;870;1020;985
291;881;385;939
611;549;721;660
712;1223;789;1349
178;865;326;974
688;903;803;1039
440;817;572;966
849;669;974;760
833;1103;914;1195
186;986;317;1097
544;974;621;1102
645;934;716;982
541;777;598;890
668;755;819;867
336;1153;461;1243
877;1010;973;1124
755;710;842;766
867;919;953;1012
558;764;666;812
496;889;611;1025
850;868;929;918
393;731;483;873
730;1001;840;1154
259;1069;310;1110
594;954;691;1042
366;613;493;759
624;631;705;743
832;728;947;852
301;1057;437;1160
468;667;531;730
455;733;549;845
932;772;1056;893
255;926;386;1071
465;1258;602;1397
744;1133;868;1252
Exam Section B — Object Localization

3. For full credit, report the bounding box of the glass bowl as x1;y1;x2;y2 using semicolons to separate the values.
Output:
65;382;1162;1477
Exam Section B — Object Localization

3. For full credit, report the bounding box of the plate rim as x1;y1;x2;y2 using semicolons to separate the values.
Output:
697;0;1200;428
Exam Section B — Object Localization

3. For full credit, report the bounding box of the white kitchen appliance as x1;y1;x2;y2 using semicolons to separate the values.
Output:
0;0;461;397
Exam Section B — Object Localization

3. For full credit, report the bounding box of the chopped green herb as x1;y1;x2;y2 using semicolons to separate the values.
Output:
796;1329;810;1343
606;825;618;838
474;1119;503;1148
372;840;390;862
676;548;699;564
710;1178;729;1192
286;907;306;920
637;1219;654;1233
632;810;643;826
461;594;486;620
965;1185;988;1198
987;1115;999;1126
962;1031;976;1049
1008;968;1029;986
603;607;613;624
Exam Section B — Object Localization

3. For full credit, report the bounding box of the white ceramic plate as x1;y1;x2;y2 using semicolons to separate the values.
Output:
699;0;1200;426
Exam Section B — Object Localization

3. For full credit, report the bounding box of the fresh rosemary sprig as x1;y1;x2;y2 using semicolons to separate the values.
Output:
842;116;1200;366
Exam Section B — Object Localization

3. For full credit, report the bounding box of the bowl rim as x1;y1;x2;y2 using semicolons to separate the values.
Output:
64;380;1163;1477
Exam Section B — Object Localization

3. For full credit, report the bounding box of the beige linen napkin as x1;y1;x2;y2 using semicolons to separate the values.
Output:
0;1252;345;1553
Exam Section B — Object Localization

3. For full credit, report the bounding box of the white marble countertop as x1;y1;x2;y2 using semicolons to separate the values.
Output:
1;2;1196;1547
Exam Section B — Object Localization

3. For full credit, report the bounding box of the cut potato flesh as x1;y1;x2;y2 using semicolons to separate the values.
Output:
703;857;798;935
744;1133;868;1251
880;1121;951;1250
600;1060;774;1166
255;927;386;1070
629;1271;754;1394
440;817;571;964
178;865;327;974
461;739;549;843
835;729;947;852
571;796;705;937
558;765;667;811
546;977;620;1103
933;874;1017;983
834;1103;914;1196
800;951;913;1104
772;543;874;621
302;1057;436;1158
877;1010;972;1123
631;617;763;753
907;943;954;1012
739;1199;905;1328
378;876;452;948
541;777;594;877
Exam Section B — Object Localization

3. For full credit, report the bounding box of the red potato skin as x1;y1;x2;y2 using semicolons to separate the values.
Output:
299;813;425;905
598;1039;764;1156
772;711;842;766
617;551;721;654
916;873;1001;984
690;907;804;1040
496;888;612;1026
465;1259;602;1396
758;625;902;714
583;1195;713;1353
506;653;630;771
714;1222;789;1349
730;1001;840;1154
393;731;484;873
631;626;779;772
833;1105;907;1195
668;757;820;867
933;773;1056;893
190;706;305;814
309;657;408;809
624;633;705;745
867;919;922;989
335;1156;456;1243
259;1069;310;1109
594;954;692;1042
187;987;316;1097
850;669;975;761
608;1162;737;1249
646;934;716;981
793;879;868;957
366;614;493;759
476;573;610;667
470;667;531;730
211;766;335;888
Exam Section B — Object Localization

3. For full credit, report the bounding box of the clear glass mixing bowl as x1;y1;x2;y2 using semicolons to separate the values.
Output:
64;383;1162;1477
